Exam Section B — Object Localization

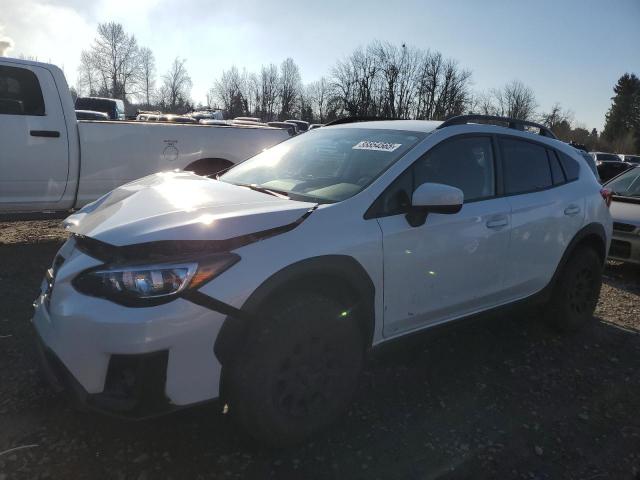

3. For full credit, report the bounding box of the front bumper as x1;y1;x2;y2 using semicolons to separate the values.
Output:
34;325;177;418
31;241;228;418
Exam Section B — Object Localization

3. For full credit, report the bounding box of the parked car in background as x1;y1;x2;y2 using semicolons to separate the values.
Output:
591;152;622;163
267;121;297;135
604;165;640;264
620;154;640;164
0;58;290;213
597;160;632;182
189;109;224;121
33;115;611;446
75;96;126;120
233;116;261;123
285;119;309;132
576;149;600;181
157;114;197;123
75;110;109;120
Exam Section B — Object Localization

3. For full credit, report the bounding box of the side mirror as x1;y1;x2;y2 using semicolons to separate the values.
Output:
406;182;463;227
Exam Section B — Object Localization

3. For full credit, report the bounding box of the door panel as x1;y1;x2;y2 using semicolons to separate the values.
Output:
498;138;585;300
503;185;584;299
0;64;69;205
378;198;512;336
374;135;511;338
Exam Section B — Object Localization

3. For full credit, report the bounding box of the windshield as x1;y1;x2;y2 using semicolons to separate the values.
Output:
606;167;640;197
220;127;425;203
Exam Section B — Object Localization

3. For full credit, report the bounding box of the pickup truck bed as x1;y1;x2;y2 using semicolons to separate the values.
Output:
0;58;289;213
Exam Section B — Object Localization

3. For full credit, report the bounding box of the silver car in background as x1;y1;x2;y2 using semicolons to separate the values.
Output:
605;165;640;264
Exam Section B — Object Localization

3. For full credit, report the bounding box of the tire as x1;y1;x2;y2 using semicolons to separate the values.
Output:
227;291;364;447
185;159;232;177
546;246;603;332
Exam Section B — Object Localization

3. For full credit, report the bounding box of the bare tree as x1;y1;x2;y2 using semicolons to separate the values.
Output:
371;41;420;118
279;58;302;119
307;76;331;123
259;64;279;121
81;22;142;101
481;80;537;120
212;66;247;118
77;50;99;96
413;51;472;120
332;46;379;117
158;57;192;112
138;47;156;106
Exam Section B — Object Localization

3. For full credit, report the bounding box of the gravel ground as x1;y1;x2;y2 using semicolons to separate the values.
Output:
1;219;639;479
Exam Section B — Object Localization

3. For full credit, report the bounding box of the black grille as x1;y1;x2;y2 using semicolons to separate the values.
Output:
613;222;636;233
94;350;170;416
609;239;631;259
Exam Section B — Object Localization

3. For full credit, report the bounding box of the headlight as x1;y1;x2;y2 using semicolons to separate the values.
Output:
72;253;239;306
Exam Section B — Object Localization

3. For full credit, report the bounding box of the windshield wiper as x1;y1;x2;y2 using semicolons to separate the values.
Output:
241;183;290;199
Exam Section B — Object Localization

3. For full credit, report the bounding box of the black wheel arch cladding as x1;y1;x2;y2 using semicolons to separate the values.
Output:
213;255;376;366
545;222;607;295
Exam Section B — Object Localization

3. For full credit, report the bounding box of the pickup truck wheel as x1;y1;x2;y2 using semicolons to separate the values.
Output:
546;246;602;332
228;292;363;447
184;159;232;177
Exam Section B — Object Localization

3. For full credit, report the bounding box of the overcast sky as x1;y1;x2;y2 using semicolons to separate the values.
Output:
1;0;638;129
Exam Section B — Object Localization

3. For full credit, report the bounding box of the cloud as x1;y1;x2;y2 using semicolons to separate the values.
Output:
0;37;13;56
0;23;14;56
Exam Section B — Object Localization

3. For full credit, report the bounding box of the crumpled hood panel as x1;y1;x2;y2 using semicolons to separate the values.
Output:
64;171;316;246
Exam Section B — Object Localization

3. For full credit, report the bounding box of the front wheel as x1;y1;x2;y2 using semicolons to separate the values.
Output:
227;292;364;447
546;246;603;332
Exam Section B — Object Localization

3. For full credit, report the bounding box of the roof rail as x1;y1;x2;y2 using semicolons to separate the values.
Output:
324;116;399;126
436;115;557;139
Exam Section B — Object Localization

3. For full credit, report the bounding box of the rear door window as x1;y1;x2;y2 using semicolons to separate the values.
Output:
500;138;552;194
0;65;45;115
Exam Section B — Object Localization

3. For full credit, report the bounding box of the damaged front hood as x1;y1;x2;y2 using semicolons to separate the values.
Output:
64;171;316;246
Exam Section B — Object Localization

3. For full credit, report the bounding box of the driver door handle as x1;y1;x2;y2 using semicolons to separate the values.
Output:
30;130;60;138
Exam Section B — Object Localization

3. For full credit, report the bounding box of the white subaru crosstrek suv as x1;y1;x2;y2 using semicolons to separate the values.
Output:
33;115;612;445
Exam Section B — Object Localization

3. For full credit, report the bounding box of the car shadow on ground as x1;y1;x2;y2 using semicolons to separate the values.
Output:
1;239;639;479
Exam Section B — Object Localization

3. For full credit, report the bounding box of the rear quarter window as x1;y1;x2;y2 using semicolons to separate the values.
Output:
556;151;580;181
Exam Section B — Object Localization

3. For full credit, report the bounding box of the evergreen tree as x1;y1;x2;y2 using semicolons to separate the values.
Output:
602;73;640;152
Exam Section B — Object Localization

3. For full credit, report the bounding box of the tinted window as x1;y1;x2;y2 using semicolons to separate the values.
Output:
548;150;566;185
557;151;580;181
75;98;116;119
501;138;552;194
595;153;621;162
413;136;495;202
0;65;45;115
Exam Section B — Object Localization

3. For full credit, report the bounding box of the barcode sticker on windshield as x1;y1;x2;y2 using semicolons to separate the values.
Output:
352;141;402;152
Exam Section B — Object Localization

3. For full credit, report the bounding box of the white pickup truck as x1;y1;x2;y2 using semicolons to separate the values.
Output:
0;58;290;213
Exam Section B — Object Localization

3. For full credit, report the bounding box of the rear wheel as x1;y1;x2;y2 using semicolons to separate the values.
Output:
546;246;603;332
227;292;363;447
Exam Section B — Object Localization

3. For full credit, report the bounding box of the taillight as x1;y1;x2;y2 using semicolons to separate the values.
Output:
600;188;612;208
